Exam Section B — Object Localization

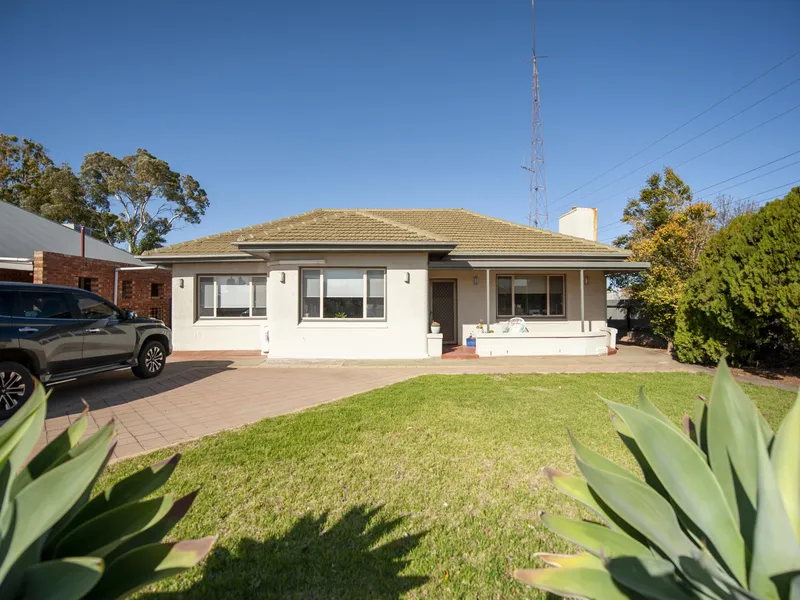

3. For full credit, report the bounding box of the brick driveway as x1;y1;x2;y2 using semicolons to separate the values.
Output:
38;357;420;461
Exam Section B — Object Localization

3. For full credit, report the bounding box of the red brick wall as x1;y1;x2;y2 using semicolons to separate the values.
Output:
0;268;33;283
32;251;172;325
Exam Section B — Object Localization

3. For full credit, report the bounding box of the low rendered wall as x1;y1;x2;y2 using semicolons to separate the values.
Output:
475;331;610;357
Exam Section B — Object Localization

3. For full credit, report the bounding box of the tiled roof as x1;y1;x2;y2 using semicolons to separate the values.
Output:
142;208;628;257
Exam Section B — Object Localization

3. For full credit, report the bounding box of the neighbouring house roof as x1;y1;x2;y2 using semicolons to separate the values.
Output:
142;208;630;258
0;201;145;266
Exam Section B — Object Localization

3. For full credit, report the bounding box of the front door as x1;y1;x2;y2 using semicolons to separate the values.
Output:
431;280;457;344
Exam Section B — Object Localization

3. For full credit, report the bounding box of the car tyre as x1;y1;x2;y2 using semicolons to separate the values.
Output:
0;361;35;420
132;340;167;379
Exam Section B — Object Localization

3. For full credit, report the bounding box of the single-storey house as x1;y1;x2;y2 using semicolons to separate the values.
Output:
142;207;648;359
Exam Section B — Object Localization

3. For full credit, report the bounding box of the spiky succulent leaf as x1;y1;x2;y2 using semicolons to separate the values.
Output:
706;361;761;539
540;513;651;558
770;393;800;542
84;537;216;600
606;556;695;600
609;411;671;499
568;429;640;482
515;566;633;599
693;395;709;456
0;423;114;594
53;494;176;559
606;400;746;585
12;410;88;497
67;454;181;534
576;457;697;568
637;388;681;432
544;468;619;530
22;557;104;600
535;553;604;569
748;424;800;600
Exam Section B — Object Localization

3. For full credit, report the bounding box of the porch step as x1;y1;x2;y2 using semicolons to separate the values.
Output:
442;345;479;360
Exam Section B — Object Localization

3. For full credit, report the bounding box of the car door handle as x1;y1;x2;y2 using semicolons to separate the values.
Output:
18;327;38;333
84;328;101;333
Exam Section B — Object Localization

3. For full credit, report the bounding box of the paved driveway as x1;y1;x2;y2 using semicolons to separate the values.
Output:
38;359;421;461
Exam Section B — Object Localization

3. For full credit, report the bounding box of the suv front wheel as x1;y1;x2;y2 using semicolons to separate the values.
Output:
0;362;35;419
132;340;167;379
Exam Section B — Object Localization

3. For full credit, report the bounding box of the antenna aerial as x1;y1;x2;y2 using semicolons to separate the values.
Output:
521;0;549;228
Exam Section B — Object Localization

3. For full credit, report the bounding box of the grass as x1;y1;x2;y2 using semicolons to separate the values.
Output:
103;372;797;599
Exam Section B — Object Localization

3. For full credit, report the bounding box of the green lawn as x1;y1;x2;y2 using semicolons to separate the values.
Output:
105;373;796;599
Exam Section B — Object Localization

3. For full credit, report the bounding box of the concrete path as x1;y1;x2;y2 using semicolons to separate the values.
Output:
36;345;796;462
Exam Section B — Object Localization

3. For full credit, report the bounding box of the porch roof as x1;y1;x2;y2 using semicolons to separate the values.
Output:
428;258;650;273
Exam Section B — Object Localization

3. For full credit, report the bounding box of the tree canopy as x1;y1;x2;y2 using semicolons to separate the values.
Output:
612;168;716;347
0;134;209;254
675;187;800;366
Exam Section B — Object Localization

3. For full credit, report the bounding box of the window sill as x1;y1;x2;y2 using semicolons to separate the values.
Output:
298;320;388;329
194;318;268;327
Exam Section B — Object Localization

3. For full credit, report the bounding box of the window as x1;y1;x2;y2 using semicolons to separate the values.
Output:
16;292;73;319
77;277;97;292
149;307;163;320
0;292;13;317
73;293;119;320
121;280;133;299
497;275;565;318
301;268;385;320
197;275;266;318
150;282;162;298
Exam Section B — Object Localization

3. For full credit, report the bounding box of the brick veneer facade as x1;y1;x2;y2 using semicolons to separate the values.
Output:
31;251;172;325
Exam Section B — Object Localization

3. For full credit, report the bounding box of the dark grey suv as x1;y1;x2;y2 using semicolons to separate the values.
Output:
0;282;172;418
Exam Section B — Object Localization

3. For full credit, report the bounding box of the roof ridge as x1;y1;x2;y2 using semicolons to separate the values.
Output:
358;210;451;242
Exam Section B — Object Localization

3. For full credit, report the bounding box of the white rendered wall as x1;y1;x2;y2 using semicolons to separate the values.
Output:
170;261;268;351
267;252;429;359
558;207;598;241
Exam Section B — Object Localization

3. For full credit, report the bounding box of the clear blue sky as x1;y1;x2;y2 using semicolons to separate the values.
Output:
2;0;799;246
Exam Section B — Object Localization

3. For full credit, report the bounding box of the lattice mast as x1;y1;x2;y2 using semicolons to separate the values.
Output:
522;0;549;228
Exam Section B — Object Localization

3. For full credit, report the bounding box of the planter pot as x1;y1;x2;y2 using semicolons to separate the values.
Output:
431;325;441;334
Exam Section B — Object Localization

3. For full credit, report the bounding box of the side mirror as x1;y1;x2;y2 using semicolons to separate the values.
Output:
125;310;137;320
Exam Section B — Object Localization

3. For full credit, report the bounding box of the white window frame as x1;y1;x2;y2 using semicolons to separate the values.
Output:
197;275;267;319
497;274;566;318
301;268;386;321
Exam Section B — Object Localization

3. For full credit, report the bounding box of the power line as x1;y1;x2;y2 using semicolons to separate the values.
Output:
595;158;800;234
581;102;800;211
694;149;800;193
703;159;800;196
597;178;800;240
550;78;800;213
675;102;800;167
552;49;800;204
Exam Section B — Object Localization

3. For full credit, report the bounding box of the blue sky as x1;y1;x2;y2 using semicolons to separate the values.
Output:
2;0;799;246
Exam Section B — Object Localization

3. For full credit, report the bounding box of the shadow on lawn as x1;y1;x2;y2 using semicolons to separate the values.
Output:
146;505;428;599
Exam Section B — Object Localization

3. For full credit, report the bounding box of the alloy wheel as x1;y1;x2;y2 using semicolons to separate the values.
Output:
0;370;26;412
145;346;164;373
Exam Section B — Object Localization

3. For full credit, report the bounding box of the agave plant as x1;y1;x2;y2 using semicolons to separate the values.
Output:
0;383;215;599
516;361;800;600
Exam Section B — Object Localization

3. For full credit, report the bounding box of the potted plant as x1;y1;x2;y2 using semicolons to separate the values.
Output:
430;321;441;334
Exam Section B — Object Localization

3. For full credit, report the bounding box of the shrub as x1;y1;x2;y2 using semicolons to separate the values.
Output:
515;361;800;599
0;384;215;599
674;187;800;366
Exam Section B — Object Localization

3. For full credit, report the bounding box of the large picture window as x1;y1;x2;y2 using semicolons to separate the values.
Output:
302;268;385;320
197;275;267;318
497;275;565;318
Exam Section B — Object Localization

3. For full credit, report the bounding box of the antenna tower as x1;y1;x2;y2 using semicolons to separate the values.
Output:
522;0;549;228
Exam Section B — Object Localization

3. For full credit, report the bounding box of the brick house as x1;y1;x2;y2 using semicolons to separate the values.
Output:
0;201;171;324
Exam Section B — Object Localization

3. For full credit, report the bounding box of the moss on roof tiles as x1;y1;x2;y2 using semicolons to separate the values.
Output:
143;208;628;256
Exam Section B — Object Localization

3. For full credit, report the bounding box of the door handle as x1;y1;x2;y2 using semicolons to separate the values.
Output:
18;327;38;333
84;328;101;333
